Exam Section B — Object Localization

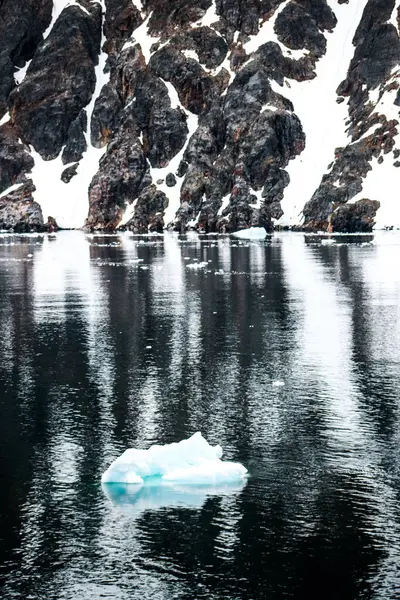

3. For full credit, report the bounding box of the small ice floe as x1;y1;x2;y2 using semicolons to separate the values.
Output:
186;261;208;270
101;432;248;485
231;227;267;240
272;380;285;387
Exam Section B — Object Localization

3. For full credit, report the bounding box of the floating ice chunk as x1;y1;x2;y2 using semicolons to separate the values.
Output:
186;261;208;270
231;227;267;240
163;460;247;483
101;432;248;484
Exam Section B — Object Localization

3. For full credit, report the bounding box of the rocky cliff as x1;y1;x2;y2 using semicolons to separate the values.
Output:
0;0;398;232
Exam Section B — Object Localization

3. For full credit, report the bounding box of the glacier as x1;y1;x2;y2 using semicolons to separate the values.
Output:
101;432;248;485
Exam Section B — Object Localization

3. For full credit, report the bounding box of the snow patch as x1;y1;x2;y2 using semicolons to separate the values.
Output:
243;0;306;59
150;110;199;228
218;193;230;216
30;8;110;229
122;13;159;63
350;155;400;230
0;183;24;199
389;1;400;30
194;1;219;29
164;81;181;109
277;0;370;227
0;112;10;126
118;199;138;228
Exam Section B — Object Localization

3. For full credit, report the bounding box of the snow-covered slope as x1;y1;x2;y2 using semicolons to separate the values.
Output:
0;0;399;232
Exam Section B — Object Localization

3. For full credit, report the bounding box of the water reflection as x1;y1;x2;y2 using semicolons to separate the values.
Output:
102;480;246;515
1;231;400;599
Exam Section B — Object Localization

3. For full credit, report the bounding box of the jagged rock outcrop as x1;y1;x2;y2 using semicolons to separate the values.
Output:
0;181;43;231
9;3;101;159
305;0;400;231
0;0;52;118
0;0;399;232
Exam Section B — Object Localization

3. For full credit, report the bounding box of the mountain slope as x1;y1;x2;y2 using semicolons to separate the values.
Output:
0;0;399;232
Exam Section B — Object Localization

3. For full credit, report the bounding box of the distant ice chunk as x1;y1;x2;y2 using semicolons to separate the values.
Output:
231;227;267;240
186;261;208;270
272;380;285;387
101;432;248;485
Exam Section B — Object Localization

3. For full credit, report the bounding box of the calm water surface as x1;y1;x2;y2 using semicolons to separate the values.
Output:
1;231;400;600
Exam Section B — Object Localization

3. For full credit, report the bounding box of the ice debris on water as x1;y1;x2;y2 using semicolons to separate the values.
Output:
231;227;267;240
186;261;208;270
101;432;248;485
272;380;285;387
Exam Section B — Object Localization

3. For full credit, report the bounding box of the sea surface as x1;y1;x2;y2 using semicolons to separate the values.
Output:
1;231;400;600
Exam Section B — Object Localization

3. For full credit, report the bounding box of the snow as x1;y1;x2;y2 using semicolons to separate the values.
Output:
14;60;32;85
389;1;400;30
243;0;306;59
0;183;24;198
194;1;219;29
231;227;267;240
0;112;10;126
122;13;159;63
217;193;230;216
151;111;199;227
118;99;198;229
131;0;144;14
249;187;264;209
349;76;400;228
350;155;400;230
26;1;111;229
164;81;181;109
277;0;370;227
183;49;199;61
118;199;138;228
101;432;248;484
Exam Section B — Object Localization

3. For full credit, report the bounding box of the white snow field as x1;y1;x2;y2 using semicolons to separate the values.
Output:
277;0;371;226
101;432;248;484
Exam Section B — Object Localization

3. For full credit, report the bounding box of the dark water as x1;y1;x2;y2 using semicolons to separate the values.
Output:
1;231;400;600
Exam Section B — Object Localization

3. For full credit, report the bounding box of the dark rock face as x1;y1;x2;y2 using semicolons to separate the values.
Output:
62;111;88;165
9;4;101;159
0;181;44;231
61;163;79;183
91;83;123;148
0;123;34;193
126;185;168;232
331;199;380;233
87;114;148;230
275;0;337;59
0;0;52;117
0;0;398;232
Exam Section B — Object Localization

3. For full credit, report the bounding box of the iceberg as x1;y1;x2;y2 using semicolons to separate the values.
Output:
101;432;248;485
231;227;267;240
